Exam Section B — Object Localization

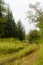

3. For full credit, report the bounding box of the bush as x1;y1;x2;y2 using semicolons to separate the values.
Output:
27;30;41;44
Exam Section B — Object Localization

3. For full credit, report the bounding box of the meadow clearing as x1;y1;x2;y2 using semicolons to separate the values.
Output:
0;38;43;65
0;38;37;65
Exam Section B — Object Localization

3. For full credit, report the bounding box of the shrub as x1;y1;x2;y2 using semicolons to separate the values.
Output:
27;30;41;44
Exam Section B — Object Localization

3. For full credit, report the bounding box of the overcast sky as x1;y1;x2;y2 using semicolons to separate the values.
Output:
4;0;43;34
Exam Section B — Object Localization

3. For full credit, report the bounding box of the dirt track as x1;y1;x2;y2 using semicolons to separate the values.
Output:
22;44;40;65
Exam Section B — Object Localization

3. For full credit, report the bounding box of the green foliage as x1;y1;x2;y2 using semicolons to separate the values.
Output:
37;15;43;39
0;0;5;17
27;30;40;44
17;20;25;40
0;0;25;40
27;2;43;40
5;5;17;38
0;0;6;38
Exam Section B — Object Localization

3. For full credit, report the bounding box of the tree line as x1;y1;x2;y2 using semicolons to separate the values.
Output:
0;0;25;40
0;0;43;43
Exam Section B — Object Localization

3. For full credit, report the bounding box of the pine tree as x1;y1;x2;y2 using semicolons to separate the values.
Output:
5;5;17;38
17;20;25;40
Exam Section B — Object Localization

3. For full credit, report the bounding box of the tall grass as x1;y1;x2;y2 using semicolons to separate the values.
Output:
0;38;37;65
0;38;27;54
0;44;36;65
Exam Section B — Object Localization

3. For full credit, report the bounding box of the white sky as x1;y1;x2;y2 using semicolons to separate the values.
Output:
4;0;43;34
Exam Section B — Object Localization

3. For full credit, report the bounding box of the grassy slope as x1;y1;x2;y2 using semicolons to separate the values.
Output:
0;38;37;65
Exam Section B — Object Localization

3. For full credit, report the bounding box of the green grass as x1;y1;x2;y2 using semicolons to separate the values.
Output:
0;38;37;65
0;38;27;54
33;43;43;65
